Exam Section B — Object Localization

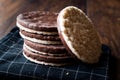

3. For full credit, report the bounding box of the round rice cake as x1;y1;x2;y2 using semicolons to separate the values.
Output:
19;31;62;45
24;40;67;54
23;45;76;66
57;6;101;63
17;11;58;35
20;30;60;41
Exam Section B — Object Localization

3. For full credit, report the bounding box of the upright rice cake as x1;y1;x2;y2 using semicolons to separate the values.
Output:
57;6;101;63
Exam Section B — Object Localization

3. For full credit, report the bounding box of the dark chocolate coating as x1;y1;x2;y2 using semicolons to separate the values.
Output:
23;46;75;63
24;40;68;55
17;11;58;32
20;30;61;41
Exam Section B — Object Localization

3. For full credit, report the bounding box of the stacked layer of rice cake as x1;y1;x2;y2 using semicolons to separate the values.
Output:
17;11;75;66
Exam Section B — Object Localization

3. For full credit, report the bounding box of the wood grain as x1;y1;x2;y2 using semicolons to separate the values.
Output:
87;0;120;58
87;0;120;79
0;0;119;79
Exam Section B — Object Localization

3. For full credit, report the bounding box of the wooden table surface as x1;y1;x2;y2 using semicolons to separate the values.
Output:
0;0;119;80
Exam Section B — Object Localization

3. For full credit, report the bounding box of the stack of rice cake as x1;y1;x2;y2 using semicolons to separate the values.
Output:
17;11;75;66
